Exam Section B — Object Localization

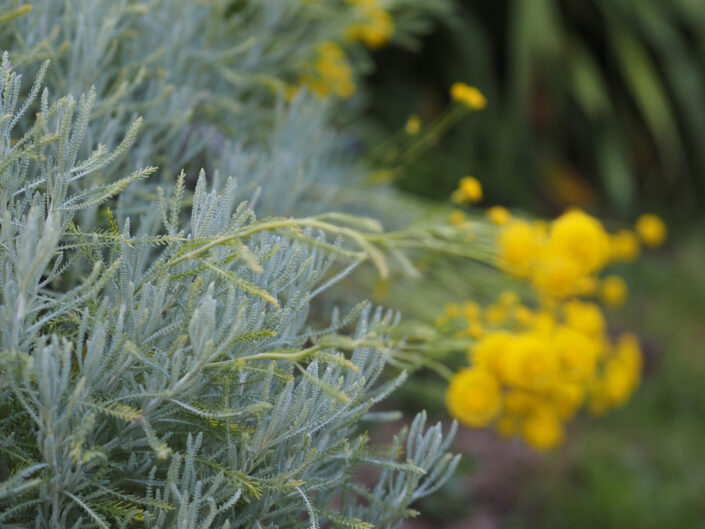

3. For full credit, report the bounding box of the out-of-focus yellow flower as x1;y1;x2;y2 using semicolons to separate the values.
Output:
405;114;421;135
610;229;641;262
531;249;584;299
522;410;564;451
446;368;502;427
549;209;611;274
301;42;355;99
601;275;627;308
486;205;511;226
448;209;466;226
450;82;487;109
563;300;606;339
552;326;599;382
497;220;540;277
345;0;394;49
451;176;483;204
502;332;558;390
635;214;667;248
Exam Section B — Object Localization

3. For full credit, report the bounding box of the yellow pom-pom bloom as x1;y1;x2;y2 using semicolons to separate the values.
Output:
552;326;599;382
404;114;421;135
451;176;483;204
450;82;487;109
635;214;667;247
345;0;394;49
446;368;502;427
610;229;641;262
502;332;557;390
601;275;627;308
470;331;514;374
563;300;606;339
302;42;356;99
531;249;584;299
549;209;611;274
497;220;540;277
486;205;511;225
522;411;564;451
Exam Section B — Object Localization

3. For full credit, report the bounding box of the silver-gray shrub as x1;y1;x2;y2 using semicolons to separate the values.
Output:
0;49;459;528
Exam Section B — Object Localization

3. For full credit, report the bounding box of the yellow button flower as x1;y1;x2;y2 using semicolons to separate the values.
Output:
601;275;627;308
549;209;611;274
448;209;466;226
450;82;487;109
486;205;511;225
446;368;502;427
635;214;667;247
451;176;483;204
497;220;540;277
522;410;564;451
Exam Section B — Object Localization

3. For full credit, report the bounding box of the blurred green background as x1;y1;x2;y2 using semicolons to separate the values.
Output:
362;1;705;526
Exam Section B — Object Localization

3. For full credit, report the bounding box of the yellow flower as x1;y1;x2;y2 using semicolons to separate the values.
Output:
522;410;564;451
450;82;487;109
552;325;599;382
562;300;606;339
346;0;394;49
451;176;483;204
498;290;519;307
497;220;541;277
635;214;667;248
547;381;585;420
486;205;511;226
470;331;514;374
531;248;584;299
405;114;421;135
549;209;611;274
610;229;641;262
502;332;557;390
601;275;627;308
448;209;466;226
446;368;502;427
462;300;481;322
301;42;356;99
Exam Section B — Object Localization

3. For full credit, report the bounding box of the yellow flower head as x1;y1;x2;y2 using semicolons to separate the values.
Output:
635;214;667;248
502;332;558;390
301;42;356;99
522;410;564;451
497;220;541;277
548;209;611;274
531;248;584;299
446;368;502;427
451;176;483;204
600;275;627;308
405;114;421;135
470;331;514;374
563;300;606;339
346;0;394;49
610;229;641;262
450;82;487;109
552;325;599;382
486;205;511;226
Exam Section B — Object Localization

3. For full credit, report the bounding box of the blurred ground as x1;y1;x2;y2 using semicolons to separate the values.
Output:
397;226;705;528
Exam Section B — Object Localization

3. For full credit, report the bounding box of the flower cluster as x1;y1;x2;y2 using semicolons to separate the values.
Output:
495;209;660;301
441;194;666;450
345;0;394;49
297;41;356;99
442;295;643;450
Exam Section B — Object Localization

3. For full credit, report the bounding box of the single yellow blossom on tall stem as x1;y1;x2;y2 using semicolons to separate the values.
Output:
450;82;487;109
